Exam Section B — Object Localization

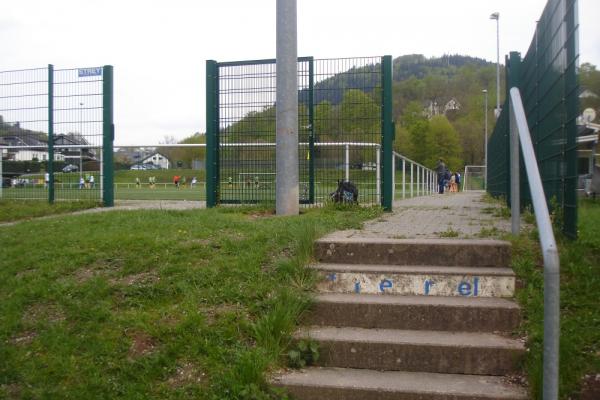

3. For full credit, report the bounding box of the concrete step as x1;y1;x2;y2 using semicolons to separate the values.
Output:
312;264;516;298
296;326;525;375
272;367;528;400
307;293;521;332
315;238;511;268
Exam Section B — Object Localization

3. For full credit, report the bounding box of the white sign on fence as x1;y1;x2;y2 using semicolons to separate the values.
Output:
78;67;102;78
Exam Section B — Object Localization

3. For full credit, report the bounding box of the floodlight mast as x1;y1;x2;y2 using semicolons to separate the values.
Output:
490;12;501;118
276;0;299;215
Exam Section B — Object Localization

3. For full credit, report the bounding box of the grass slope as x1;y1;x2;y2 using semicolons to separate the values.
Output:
511;199;600;399
0;200;100;223
0;205;380;399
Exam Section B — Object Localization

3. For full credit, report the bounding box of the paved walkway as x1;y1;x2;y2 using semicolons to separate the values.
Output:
327;191;512;240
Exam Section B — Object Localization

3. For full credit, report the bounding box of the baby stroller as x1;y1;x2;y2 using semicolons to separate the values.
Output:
330;180;359;204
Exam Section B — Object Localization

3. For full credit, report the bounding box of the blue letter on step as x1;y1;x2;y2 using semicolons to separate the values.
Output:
379;279;393;292
458;281;472;296
424;279;434;295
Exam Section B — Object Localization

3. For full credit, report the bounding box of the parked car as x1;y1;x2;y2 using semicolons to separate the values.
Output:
62;164;79;173
130;164;145;170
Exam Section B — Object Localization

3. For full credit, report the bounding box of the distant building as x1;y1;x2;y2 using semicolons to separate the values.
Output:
141;152;170;169
579;89;598;99
0;134;65;162
423;98;461;119
54;133;97;162
576;120;600;195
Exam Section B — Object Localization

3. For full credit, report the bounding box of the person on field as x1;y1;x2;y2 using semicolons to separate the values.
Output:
44;172;49;188
455;171;461;191
89;174;95;189
191;177;197;188
173;175;180;189
79;176;85;190
135;177;141;188
436;159;446;194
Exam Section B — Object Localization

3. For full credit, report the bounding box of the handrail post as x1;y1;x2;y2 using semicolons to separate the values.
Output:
410;163;413;198
376;146;381;205
392;155;396;202
402;158;406;199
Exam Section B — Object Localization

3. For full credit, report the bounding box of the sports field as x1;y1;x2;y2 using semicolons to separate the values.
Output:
1;170;436;203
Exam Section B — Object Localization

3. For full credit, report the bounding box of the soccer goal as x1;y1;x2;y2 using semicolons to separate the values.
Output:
463;165;486;191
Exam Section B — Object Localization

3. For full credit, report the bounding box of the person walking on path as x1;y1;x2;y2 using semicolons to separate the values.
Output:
449;173;457;193
435;159;446;194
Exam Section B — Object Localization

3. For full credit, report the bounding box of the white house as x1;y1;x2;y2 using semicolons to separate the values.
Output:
9;150;65;162
141;152;170;169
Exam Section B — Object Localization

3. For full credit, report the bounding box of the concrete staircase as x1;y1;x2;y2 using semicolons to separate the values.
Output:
273;237;528;399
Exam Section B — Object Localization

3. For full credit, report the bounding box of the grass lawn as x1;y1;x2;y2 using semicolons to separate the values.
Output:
0;200;100;223
0;204;381;399
510;199;600;399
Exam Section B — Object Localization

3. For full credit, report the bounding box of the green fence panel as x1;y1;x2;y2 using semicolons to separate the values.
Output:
209;56;390;207
487;0;579;238
0;67;50;201
0;64;113;206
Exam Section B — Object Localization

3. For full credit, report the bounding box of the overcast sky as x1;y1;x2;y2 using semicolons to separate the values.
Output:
2;0;599;145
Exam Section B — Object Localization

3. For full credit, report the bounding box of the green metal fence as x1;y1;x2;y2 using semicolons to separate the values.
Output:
206;56;394;209
487;0;579;237
0;65;114;206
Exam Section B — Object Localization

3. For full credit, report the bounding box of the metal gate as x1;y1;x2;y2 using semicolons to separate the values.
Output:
206;56;394;209
0;65;114;206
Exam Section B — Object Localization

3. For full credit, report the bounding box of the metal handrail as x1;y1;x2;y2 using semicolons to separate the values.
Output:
509;87;560;400
392;151;437;199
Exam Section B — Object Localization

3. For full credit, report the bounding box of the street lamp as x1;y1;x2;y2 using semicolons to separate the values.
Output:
490;12;500;118
483;89;488;190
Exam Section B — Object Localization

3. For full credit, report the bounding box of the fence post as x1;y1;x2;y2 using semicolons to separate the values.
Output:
48;64;55;204
381;55;394;211
206;60;219;208
102;65;114;207
508;52;521;234
345;144;350;182
308;57;315;204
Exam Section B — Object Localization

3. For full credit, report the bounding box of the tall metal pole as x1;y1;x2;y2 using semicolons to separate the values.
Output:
490;12;500;118
276;0;299;215
483;89;488;190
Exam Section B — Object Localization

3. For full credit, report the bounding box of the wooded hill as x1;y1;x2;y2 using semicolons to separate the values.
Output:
221;54;505;171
